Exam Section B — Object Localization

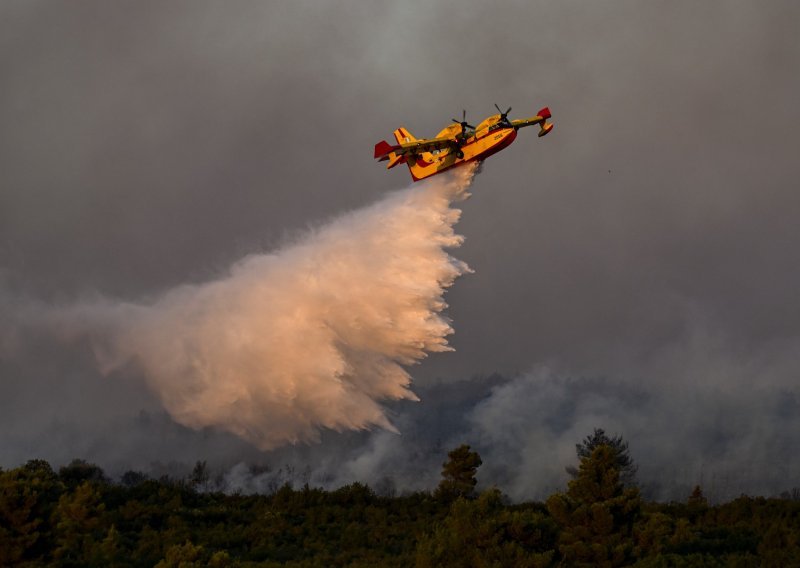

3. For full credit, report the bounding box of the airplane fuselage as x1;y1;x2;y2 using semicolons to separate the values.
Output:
407;126;518;181
374;106;552;181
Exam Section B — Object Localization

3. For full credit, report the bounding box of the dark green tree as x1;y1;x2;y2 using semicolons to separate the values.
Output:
0;468;47;564
548;445;642;566
23;459;56;478
434;444;482;501
120;470;148;487
155;540;204;568
633;511;673;558
0;459;63;565
189;461;210;490
566;428;638;486
51;480;107;565
416;488;556;568
687;485;707;507
687;485;709;519
58;459;107;488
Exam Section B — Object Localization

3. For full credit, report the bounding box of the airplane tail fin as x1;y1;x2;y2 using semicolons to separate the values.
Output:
374;140;405;170
387;153;405;169
393;128;419;177
374;140;395;160
393;127;417;145
536;107;553;137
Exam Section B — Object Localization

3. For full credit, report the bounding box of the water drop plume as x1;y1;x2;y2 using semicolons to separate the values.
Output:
53;166;476;450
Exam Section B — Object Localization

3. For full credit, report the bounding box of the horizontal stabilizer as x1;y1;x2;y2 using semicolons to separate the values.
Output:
374;140;399;160
536;107;553;137
386;153;405;169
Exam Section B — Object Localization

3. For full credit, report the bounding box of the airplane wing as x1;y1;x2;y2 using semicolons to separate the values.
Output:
510;107;554;137
374;136;457;162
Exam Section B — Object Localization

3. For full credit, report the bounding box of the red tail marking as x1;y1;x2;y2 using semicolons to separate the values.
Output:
537;107;551;119
374;140;396;159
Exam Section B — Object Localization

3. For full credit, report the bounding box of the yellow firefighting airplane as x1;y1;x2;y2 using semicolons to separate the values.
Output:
374;104;553;181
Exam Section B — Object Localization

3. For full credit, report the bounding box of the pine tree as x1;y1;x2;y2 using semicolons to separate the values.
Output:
416;488;556;568
548;445;642;566
0;471;43;565
434;445;482;501
155;541;204;568
190;461;210;491
0;460;63;565
687;485;707;508
566;428;638;486
51;481;107;565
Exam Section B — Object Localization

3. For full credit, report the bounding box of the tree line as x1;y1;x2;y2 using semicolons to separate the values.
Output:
1;429;799;566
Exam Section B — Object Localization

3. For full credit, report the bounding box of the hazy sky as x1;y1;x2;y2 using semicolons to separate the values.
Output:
2;1;799;498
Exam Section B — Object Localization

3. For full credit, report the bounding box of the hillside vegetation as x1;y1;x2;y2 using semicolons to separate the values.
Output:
2;434;798;567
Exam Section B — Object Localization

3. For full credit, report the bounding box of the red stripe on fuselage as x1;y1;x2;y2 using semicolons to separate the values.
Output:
412;155;434;167
408;128;518;181
476;128;517;160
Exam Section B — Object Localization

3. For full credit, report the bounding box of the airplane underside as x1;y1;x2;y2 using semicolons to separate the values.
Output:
374;105;552;182
407;129;518;181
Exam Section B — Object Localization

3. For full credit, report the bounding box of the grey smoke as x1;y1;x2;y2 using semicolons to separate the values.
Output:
2;1;800;503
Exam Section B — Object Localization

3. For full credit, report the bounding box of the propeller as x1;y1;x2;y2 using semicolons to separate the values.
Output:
451;109;476;138
494;103;513;127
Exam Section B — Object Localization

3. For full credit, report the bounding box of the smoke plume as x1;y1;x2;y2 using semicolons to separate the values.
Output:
42;167;476;450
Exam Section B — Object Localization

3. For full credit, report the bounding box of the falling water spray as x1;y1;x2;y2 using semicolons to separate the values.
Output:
48;166;476;450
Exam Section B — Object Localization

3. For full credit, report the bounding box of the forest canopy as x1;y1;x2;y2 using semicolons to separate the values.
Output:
1;432;799;567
